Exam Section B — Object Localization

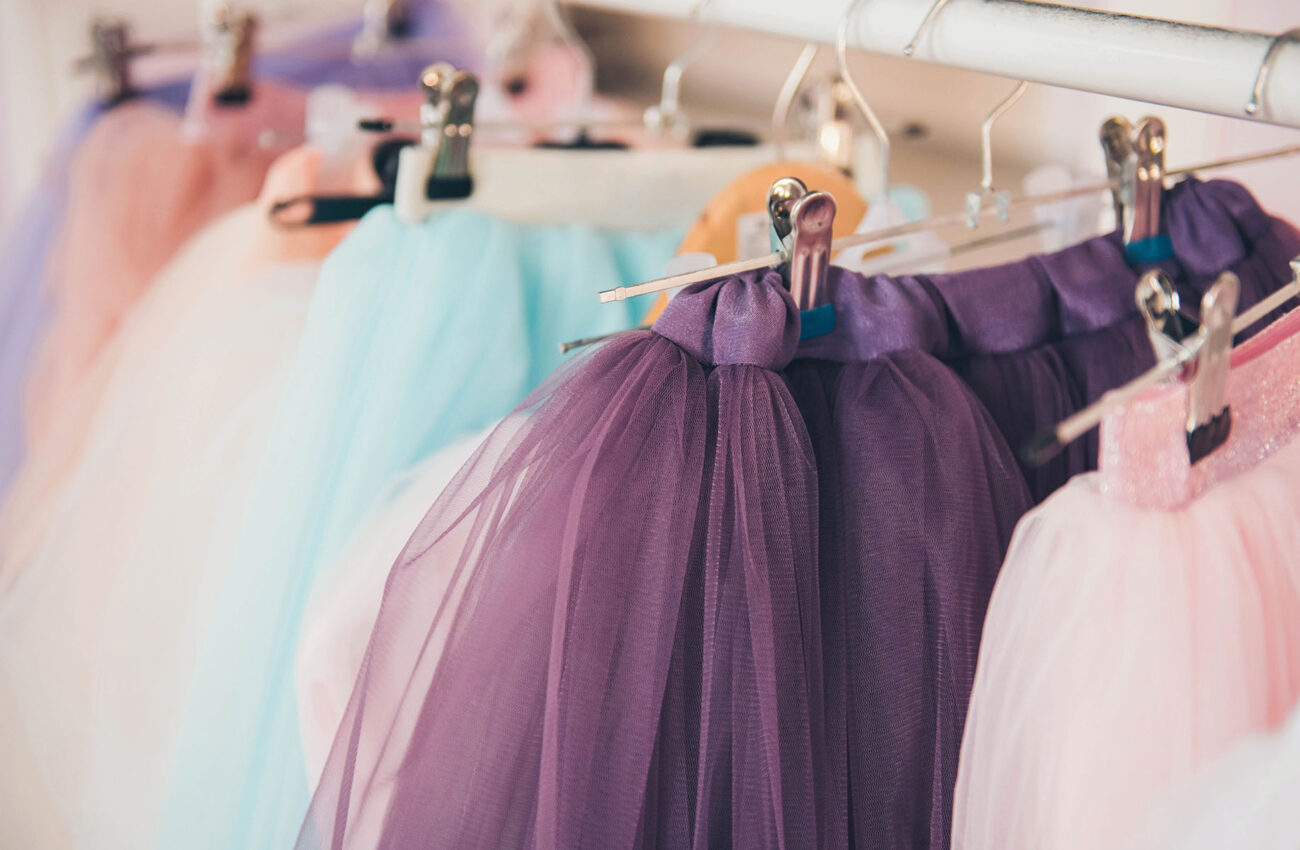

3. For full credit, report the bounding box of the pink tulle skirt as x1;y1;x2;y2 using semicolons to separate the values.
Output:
952;437;1300;849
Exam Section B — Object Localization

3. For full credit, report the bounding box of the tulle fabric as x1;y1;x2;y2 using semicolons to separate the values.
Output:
297;427;490;783
0;0;468;493
1124;700;1300;850
296;273;830;849
0;85;190;498
952;307;1300;850
294;269;1040;849
0;203;319;849
783;354;1030;849
804;177;1300;503
293;179;1298;850
24;99;292;441
156;207;681;850
0;206;264;592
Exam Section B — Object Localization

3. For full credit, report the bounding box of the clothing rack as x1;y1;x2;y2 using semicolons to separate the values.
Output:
572;0;1300;129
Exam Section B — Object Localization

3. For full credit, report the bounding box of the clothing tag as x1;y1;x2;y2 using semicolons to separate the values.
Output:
735;210;772;260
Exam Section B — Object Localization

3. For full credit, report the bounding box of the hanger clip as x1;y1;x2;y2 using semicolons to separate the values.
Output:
1101;115;1169;261
75;17;139;105
393;64;478;223
1136;269;1195;363
767;177;836;312
354;0;411;58
205;5;258;106
1185;271;1239;464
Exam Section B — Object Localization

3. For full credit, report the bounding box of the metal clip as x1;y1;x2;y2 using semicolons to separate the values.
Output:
1185;271;1239;464
353;0;412;58
75;18;137;105
1135;269;1193;363
428;69;478;199
767;177;836;311
206;5;258;105
1100;115;1166;251
393;64;477;222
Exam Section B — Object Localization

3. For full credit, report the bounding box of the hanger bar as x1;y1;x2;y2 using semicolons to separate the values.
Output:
1027;266;1300;464
596;141;1300;303
574;0;1300;126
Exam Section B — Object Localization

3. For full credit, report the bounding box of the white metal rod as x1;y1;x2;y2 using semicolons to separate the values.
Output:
572;0;1300;129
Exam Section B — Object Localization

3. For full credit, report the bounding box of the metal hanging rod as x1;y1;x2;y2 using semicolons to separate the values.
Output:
596;141;1300;303
571;0;1300;128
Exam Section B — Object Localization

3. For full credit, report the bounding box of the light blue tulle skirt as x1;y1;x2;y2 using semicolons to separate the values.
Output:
153;205;679;850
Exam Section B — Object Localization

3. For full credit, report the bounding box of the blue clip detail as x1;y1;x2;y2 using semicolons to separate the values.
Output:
1125;234;1174;264
799;304;836;340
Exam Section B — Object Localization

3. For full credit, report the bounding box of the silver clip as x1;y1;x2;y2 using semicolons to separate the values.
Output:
1100;115;1165;246
767;176;808;249
1100;116;1134;230
77;18;136;105
1135;269;1192;363
205;5;258;105
1185;271;1239;464
1131;117;1166;244
767;177;835;310
429;69;478;198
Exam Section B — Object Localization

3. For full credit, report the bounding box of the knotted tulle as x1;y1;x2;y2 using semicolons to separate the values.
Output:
297;273;827;849
654;269;800;368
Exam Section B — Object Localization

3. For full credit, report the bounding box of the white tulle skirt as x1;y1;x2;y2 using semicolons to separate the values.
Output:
0;205;317;849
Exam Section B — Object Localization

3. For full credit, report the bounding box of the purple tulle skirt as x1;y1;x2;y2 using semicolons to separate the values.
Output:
297;178;1300;849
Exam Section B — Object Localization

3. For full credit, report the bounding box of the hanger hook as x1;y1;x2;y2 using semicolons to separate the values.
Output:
979;80;1028;193
545;0;596;105
1246;27;1300;118
771;43;820;159
836;0;890;198
903;0;952;57
647;0;716;138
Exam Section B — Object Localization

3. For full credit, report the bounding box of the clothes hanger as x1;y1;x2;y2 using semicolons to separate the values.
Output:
1245;28;1300;119
643;0;716;143
481;0;596;140
281;57;783;230
599;140;1300;303
351;0;412;59
1028;40;1300;464
601;8;1300;304
962;80;1029;227
74;17;143;106
836;0;890;200
1025;263;1300;466
673;27;871;266
203;4;258;106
